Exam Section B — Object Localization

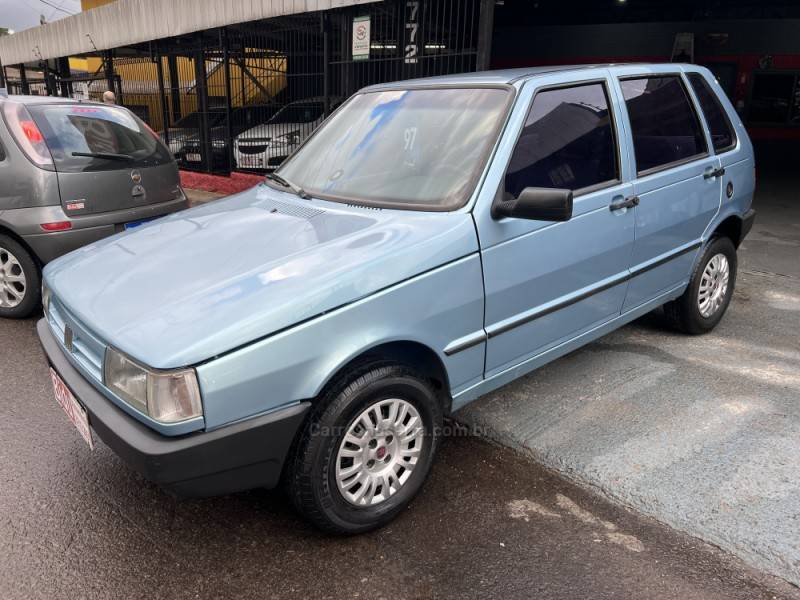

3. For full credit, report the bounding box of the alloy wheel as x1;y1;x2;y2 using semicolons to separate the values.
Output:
0;247;27;309
335;398;425;507
698;253;730;318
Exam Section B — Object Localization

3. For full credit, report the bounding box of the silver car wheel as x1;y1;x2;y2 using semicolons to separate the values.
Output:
335;398;425;507
698;253;730;318
0;247;27;309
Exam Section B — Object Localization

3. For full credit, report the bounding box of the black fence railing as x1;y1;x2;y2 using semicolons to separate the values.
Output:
3;0;487;175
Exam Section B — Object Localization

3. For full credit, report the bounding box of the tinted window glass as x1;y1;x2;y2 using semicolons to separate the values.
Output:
621;76;707;174
687;73;736;152
29;104;172;173
505;83;619;199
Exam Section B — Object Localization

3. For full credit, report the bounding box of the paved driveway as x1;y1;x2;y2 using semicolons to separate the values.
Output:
459;151;800;585
4;320;799;600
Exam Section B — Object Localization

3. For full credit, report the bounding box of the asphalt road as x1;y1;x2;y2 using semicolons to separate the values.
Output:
1;318;798;600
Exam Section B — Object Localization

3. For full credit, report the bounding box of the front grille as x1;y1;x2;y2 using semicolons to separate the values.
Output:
238;144;268;155
46;297;105;383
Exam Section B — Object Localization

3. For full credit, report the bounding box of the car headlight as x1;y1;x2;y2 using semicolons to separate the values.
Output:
41;281;51;319
277;130;301;145
104;348;203;423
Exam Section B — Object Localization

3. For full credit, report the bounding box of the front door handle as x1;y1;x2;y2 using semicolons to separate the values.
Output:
609;195;639;211
704;166;726;179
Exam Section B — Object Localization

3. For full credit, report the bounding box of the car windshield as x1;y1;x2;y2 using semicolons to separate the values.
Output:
269;102;324;124
172;112;224;129
29;104;172;172
276;88;511;210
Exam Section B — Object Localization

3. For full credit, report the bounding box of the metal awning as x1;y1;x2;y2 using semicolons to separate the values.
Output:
0;0;379;66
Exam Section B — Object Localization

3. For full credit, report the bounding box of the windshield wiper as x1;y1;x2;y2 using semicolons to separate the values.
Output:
72;151;135;161
266;173;310;200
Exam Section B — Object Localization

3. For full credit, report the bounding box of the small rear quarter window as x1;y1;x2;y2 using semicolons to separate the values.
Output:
687;73;737;153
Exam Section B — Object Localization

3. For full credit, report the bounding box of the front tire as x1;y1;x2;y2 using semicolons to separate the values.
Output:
0;235;40;319
285;363;443;534
663;236;737;334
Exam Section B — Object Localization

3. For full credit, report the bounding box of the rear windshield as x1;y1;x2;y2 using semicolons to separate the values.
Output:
28;104;172;172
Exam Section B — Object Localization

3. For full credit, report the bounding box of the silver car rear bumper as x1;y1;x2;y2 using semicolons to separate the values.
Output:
1;196;188;263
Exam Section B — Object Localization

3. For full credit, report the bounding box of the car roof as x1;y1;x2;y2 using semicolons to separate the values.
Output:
0;94;106;107
362;63;700;90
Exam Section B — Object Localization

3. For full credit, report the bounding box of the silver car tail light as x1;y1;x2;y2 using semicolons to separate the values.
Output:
1;101;55;169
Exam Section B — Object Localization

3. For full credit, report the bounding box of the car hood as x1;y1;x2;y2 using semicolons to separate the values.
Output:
45;185;478;368
236;122;311;142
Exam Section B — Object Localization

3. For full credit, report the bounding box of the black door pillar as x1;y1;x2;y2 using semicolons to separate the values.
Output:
104;50;115;95
19;64;30;95
477;0;495;71
58;57;72;97
155;52;170;143
167;54;182;121
221;28;234;172
193;35;211;172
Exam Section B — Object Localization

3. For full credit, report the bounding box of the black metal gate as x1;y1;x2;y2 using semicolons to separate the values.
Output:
328;0;482;98
4;0;487;175
154;0;485;175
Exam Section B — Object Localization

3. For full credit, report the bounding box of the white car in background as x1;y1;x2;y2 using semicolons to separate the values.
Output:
233;98;330;170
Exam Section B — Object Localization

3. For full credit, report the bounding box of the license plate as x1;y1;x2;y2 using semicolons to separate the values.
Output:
239;156;263;168
124;217;155;230
50;368;94;449
186;153;202;162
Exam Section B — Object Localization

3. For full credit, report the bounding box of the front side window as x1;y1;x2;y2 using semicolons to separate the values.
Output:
620;76;708;174
28;104;172;173
687;73;737;153
276;88;511;210
504;82;619;200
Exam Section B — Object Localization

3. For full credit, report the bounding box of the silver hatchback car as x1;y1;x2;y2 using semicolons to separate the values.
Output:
0;94;187;318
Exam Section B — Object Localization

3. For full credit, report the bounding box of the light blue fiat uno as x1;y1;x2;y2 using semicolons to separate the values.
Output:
39;64;755;533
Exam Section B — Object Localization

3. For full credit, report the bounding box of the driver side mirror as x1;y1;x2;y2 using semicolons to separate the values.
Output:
492;187;573;222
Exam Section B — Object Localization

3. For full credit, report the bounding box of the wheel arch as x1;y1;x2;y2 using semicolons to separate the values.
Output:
314;339;453;414
710;214;744;248
0;223;42;266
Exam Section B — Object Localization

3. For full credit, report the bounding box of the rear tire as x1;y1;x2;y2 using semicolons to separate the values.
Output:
663;236;737;334
285;362;443;534
0;235;40;319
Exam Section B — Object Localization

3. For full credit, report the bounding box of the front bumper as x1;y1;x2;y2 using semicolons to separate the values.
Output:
37;319;310;498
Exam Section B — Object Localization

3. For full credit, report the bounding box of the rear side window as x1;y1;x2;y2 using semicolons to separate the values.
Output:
620;76;708;175
687;73;737;153
505;82;619;199
27;104;172;173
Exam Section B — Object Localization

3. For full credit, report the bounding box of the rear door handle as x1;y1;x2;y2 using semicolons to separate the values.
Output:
704;166;726;179
609;195;639;211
